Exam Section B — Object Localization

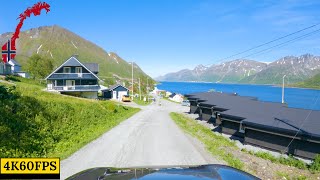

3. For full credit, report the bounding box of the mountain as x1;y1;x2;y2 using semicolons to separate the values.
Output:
201;60;267;83
156;65;208;82
293;73;320;89
156;54;320;85
0;25;154;84
240;54;320;84
156;59;267;82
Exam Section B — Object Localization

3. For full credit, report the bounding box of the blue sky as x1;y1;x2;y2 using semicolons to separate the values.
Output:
1;0;320;77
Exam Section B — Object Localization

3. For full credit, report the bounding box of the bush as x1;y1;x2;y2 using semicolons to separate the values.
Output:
5;75;21;82
310;154;320;173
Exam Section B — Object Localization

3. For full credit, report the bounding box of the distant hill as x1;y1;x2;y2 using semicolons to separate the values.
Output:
240;54;320;84
0;25;154;85
156;60;266;82
293;73;320;89
156;54;320;85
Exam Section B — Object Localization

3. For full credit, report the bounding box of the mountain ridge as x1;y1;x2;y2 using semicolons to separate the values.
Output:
156;54;320;84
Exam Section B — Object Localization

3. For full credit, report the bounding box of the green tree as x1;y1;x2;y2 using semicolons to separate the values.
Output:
26;54;54;79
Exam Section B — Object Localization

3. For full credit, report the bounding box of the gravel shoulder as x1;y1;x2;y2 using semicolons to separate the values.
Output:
60;99;219;179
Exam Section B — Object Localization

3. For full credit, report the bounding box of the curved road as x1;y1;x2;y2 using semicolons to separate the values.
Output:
61;98;219;179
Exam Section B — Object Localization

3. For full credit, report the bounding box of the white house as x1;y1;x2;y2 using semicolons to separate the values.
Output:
170;94;184;103
101;84;129;101
8;59;21;73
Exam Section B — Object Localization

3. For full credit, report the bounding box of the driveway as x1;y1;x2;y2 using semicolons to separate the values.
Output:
61;98;219;179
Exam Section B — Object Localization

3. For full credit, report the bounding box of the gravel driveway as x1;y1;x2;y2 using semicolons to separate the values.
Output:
60;98;219;179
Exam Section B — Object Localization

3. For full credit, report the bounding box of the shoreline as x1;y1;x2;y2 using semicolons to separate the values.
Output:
157;81;320;91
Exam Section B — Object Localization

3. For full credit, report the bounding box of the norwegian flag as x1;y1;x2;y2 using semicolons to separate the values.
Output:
2;39;16;63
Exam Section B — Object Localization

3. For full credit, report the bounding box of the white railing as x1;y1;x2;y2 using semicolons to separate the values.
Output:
52;85;100;91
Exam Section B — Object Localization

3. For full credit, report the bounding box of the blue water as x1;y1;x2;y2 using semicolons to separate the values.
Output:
156;81;320;111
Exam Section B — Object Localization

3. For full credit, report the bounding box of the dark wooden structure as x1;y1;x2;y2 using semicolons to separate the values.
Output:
186;92;320;160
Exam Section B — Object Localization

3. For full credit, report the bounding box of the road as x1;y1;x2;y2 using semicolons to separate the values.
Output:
61;98;219;179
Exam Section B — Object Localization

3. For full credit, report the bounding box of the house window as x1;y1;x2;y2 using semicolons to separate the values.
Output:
63;67;71;73
76;67;82;73
66;80;75;86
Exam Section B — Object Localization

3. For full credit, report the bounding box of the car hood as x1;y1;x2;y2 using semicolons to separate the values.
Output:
67;164;260;180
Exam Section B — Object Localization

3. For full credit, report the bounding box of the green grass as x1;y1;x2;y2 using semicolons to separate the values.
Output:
241;149;320;173
0;79;140;159
133;96;152;106
170;112;244;170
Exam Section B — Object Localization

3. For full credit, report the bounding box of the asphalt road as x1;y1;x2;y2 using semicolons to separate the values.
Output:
61;98;219;179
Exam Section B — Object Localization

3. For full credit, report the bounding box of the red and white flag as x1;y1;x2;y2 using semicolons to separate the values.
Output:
1;39;16;63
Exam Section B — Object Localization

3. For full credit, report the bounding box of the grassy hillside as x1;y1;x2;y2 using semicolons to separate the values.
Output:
240;66;312;84
0;77;140;159
0;25;155;86
293;73;320;89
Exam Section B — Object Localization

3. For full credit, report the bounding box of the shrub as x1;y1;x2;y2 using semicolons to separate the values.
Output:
309;154;320;173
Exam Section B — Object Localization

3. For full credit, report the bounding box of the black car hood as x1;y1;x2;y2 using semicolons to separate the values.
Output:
67;164;260;180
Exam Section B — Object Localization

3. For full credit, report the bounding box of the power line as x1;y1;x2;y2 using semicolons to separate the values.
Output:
239;28;320;59
205;22;320;67
218;22;320;62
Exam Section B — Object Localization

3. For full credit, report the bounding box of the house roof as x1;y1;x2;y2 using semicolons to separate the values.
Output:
83;63;99;73
8;59;21;66
187;92;320;140
45;56;101;81
242;107;320;139
108;84;129;91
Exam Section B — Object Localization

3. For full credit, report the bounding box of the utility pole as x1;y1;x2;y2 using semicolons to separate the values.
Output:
139;78;141;100
146;77;149;102
282;74;286;104
131;61;134;100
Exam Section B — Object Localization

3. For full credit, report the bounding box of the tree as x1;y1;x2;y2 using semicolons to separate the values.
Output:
26;54;54;79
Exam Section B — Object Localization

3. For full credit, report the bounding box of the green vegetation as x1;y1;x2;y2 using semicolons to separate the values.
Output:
310;155;320;173
10;25;155;89
5;75;46;87
26;54;54;79
133;96;152;106
241;149;320;173
0;78;139;159
170;112;244;170
293;73;320;89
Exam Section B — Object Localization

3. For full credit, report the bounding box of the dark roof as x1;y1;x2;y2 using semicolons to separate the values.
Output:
45;56;101;80
187;92;320;140
169;93;176;98
242;107;320;139
83;63;99;73
108;84;129;91
63;57;81;66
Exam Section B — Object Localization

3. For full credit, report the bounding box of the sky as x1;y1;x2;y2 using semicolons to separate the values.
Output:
1;0;320;78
